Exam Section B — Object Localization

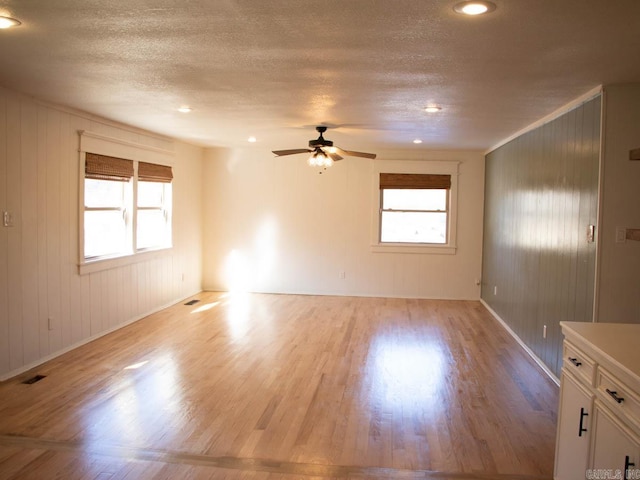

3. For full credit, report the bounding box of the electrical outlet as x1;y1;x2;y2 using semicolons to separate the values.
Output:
339;271;346;279
616;227;627;243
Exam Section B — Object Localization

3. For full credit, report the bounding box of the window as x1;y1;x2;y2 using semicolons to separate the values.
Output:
82;152;172;263
136;162;173;250
84;153;134;259
371;161;459;254
379;173;451;245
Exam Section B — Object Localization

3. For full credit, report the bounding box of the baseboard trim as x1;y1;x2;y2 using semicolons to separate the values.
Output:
0;290;202;382
480;299;560;387
201;287;480;302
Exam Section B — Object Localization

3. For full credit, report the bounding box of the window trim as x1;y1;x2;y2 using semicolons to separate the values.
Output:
370;160;460;255
78;130;174;275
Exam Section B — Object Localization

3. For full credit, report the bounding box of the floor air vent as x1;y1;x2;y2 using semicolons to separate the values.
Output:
22;374;46;384
184;299;200;305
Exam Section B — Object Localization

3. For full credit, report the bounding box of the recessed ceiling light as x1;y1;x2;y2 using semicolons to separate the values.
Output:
177;106;192;113
0;16;21;29
248;136;257;143
453;1;496;15
425;105;442;113
413;139;423;144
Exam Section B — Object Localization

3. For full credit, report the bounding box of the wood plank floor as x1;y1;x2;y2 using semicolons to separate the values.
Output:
0;292;559;479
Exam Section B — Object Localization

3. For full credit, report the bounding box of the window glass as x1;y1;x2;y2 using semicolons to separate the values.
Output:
381;212;447;243
136;181;171;251
85;178;125;208
84;210;127;258
137;210;167;250
382;189;447;211
380;188;448;244
137;181;164;207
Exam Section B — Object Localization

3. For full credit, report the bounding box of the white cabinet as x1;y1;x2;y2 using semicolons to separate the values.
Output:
555;371;594;480
555;322;640;480
591;402;640;476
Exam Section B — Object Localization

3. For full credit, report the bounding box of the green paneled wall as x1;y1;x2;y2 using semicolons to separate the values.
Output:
481;96;601;378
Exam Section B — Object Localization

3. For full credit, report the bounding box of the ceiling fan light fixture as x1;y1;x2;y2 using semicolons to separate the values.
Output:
453;1;496;15
0;16;21;28
308;149;332;168
425;105;442;113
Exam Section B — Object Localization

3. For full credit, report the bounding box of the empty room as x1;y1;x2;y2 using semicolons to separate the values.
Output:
1;1;639;479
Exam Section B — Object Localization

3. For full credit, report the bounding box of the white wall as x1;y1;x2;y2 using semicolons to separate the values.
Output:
0;86;204;380
597;84;640;323
202;147;485;299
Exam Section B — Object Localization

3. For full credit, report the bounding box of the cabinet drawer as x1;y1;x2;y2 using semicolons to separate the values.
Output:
597;367;640;431
563;341;596;386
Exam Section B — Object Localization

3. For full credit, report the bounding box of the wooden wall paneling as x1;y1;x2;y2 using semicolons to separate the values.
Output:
584;97;599;324
109;266;118;328
58;111;72;349
89;272;102;336
20;100;40;365
518;130;535;350
527;126;544;355
107;267;119;329
46;108;62;355
551;108;574;373
482;96;601;378
79;273;91;340
116;266;125;329
36;107;49;358
151;259;161;309
160;257;168;306
0;91;9;374
480;148;496;303
545;111;564;371
7;94;24;370
564;106;581;325
67;116;84;346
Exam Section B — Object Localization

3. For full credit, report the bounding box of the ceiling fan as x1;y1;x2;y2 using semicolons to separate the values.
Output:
272;126;377;169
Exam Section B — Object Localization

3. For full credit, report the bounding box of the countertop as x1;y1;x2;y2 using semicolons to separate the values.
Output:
560;321;640;385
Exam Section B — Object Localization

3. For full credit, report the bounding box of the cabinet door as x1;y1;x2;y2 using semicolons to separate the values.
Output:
591;402;640;479
555;371;593;480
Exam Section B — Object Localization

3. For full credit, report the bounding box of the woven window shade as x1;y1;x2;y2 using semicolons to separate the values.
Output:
138;162;173;183
379;173;451;190
85;153;134;181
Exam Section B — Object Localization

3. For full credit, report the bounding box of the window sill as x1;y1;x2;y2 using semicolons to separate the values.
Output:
370;243;457;255
78;246;172;275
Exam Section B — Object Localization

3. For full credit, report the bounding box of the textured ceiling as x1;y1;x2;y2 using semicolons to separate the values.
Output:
1;0;640;152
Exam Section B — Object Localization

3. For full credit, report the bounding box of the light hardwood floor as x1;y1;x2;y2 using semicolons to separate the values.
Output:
0;292;559;479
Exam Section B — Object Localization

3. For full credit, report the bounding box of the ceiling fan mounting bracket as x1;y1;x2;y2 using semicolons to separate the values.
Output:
309;125;333;148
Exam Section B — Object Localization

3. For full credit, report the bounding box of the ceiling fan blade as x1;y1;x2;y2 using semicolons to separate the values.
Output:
272;149;312;157
328;152;343;162
335;147;377;159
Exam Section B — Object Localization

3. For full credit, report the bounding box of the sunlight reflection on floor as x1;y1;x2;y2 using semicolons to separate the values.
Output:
82;354;183;446
367;333;449;414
